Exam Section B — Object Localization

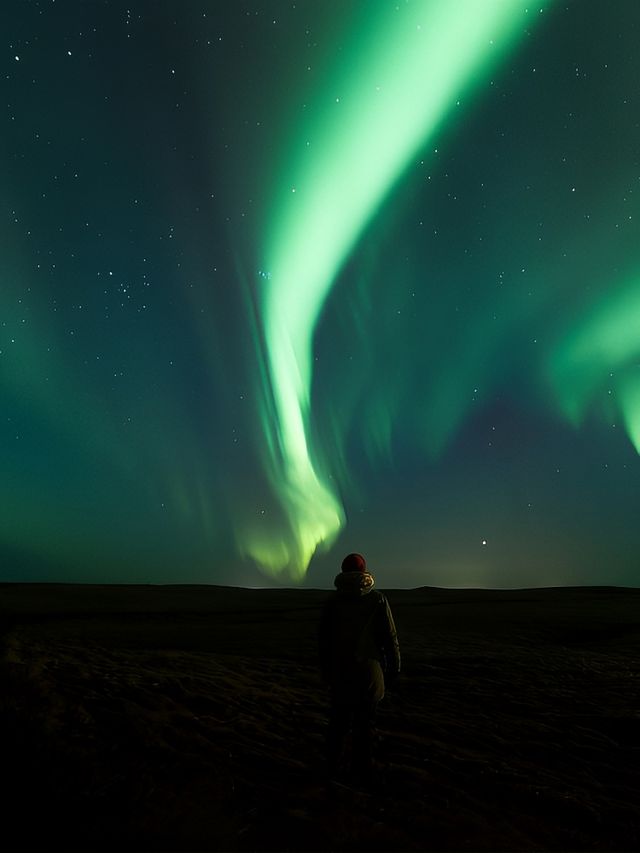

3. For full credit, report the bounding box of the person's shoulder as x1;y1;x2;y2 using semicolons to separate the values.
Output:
373;590;396;612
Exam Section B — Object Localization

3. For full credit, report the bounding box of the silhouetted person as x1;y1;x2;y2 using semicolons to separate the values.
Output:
318;552;400;782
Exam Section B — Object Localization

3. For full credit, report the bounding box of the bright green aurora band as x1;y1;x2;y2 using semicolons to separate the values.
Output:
241;0;553;580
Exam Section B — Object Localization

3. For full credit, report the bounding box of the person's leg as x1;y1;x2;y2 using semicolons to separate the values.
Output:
351;660;384;776
326;692;353;778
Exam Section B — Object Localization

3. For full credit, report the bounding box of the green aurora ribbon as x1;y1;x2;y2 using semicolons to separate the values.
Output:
240;0;552;580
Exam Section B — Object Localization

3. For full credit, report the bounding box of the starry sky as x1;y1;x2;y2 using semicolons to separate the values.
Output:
2;0;639;588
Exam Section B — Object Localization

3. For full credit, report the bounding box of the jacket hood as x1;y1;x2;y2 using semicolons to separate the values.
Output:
334;571;375;596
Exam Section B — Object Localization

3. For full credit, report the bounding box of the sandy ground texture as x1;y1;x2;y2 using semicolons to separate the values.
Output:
1;582;640;852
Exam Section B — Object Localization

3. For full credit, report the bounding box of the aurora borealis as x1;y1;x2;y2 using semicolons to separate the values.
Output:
2;1;640;587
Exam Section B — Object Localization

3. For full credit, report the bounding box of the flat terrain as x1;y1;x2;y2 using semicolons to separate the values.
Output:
1;583;639;851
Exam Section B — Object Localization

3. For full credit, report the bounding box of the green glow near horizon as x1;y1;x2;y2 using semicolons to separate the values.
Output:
548;276;640;452
242;0;551;580
619;375;640;453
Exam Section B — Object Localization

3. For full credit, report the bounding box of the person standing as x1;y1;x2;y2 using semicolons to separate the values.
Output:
318;552;401;782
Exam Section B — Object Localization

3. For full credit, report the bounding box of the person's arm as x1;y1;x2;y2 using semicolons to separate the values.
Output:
378;595;401;680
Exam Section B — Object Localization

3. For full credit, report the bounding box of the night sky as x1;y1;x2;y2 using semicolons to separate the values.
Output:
2;1;639;588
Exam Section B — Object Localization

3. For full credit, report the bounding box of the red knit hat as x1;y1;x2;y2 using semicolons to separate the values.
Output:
341;552;367;573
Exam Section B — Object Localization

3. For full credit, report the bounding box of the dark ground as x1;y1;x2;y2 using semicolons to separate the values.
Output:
1;582;639;851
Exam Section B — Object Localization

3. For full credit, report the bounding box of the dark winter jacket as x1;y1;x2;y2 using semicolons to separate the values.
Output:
318;571;401;684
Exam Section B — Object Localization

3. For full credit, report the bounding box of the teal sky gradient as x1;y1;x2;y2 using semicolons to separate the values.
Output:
2;0;639;587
